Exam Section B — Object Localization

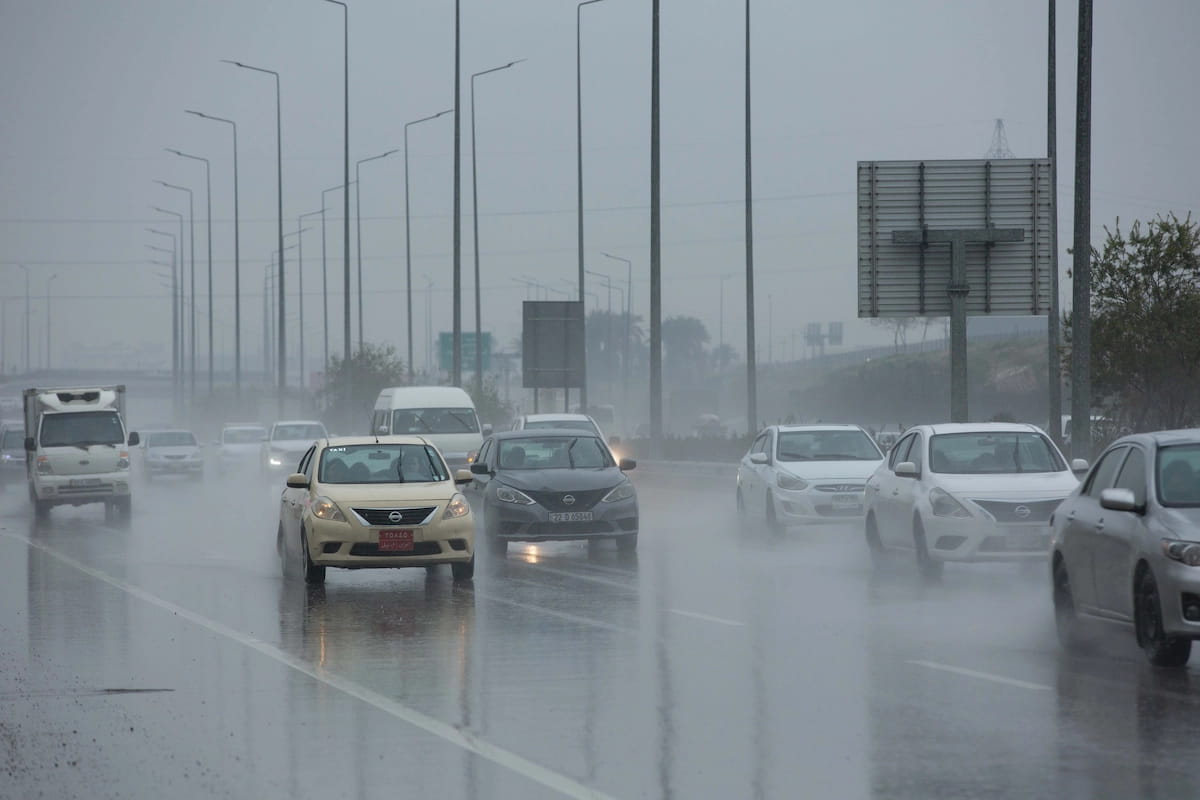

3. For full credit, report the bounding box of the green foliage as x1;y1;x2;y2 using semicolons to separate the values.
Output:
662;315;710;385
320;343;407;431
1085;214;1200;430
469;377;512;429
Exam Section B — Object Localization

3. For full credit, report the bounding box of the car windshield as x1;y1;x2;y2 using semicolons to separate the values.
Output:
2;429;24;449
776;430;882;461
273;423;326;441
498;436;611;470
147;431;196;447
525;419;598;433
224;427;266;444
319;443;449;484
1157;444;1200;507
390;408;479;434
40;411;125;448
929;432;1066;474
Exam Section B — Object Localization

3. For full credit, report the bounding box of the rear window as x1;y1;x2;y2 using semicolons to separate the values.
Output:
224;427;266;444
2;429;24;449
148;431;197;447
273;423;326;441
525;420;599;434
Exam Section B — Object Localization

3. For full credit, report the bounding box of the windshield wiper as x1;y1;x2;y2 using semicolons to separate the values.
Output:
566;438;580;469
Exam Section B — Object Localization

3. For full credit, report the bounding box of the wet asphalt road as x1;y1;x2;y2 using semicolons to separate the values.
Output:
3;465;1200;800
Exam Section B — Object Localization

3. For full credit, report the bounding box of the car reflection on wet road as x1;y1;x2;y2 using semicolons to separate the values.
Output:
3;466;1200;799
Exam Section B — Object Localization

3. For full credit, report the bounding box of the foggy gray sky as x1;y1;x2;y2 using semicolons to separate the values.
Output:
1;0;1197;375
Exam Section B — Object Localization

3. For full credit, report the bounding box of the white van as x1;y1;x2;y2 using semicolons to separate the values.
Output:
371;386;489;468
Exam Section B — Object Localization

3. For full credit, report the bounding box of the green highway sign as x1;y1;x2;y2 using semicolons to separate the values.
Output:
438;331;493;372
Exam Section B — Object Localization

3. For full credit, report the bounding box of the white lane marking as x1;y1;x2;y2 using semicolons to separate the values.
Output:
472;589;639;636
526;563;638;592
5;532;616;800
668;609;746;627
907;660;1052;692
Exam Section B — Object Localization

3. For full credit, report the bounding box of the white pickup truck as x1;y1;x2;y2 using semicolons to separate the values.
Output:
23;386;140;521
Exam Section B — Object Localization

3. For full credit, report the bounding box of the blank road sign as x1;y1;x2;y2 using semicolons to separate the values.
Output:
522;300;585;389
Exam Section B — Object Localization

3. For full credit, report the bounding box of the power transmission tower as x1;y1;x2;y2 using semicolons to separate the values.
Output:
985;118;1015;159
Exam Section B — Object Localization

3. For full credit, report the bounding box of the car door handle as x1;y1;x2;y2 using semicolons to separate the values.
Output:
1066;511;1077;522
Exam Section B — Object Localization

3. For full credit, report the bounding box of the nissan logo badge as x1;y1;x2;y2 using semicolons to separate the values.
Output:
563;495;576;506
388;511;404;523
1014;505;1031;519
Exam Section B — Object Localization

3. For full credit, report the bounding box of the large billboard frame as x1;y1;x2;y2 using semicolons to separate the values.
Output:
522;300;585;390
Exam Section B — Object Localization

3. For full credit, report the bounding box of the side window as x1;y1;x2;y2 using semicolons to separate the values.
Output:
298;446;316;479
478;439;493;467
750;433;768;456
908;434;924;470
889;434;914;469
1084;446;1128;498
1112;447;1146;507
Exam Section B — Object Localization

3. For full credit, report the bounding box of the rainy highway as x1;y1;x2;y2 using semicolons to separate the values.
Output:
3;464;1198;800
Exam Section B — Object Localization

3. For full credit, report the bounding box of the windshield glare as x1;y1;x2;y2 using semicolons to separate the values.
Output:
224;428;266;444
776;430;882;461
390;407;480;435
148;432;196;447
1158;444;1200;506
319;444;448;484
40;411;124;448
498;436;611;470
273;424;326;441
930;432;1065;474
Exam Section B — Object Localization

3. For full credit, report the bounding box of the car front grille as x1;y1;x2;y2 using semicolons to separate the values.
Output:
971;498;1063;523
349;541;442;556
351;506;436;527
814;483;866;493
524;488;608;511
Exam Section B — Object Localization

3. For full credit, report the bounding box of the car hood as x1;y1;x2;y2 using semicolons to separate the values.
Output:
933;471;1079;499
777;460;882;482
147;446;199;457
495;468;624;493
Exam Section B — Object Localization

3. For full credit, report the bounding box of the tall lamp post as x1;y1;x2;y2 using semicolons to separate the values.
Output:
45;274;59;370
298;211;323;391
471;60;523;399
146;232;179;409
165;149;213;394
577;0;606;413
321;0;351;388
320;181;354;381
16;265;29;373
355;149;398;349
151;208;185;399
601;252;632;433
404;110;452;381
224;60;286;412
743;0;757;436
155;181;195;392
185;110;241;397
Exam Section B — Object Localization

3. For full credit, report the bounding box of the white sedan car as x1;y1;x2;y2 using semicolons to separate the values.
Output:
864;422;1084;580
737;424;885;535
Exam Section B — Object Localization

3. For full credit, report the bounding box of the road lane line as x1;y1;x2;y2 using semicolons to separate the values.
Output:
4;531;617;800
668;609;746;627
907;660;1052;691
471;589;639;636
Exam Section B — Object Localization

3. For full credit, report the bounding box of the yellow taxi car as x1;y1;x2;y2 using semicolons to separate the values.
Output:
276;436;475;584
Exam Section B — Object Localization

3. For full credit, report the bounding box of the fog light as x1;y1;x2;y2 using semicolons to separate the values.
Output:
1184;593;1200;622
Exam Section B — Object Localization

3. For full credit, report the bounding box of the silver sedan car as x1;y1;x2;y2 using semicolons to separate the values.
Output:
1051;430;1200;666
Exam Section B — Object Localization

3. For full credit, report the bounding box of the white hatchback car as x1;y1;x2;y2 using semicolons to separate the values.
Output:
864;422;1083;580
737;425;885;535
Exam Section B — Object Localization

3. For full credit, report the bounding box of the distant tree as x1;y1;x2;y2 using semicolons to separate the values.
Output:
870;317;916;353
469;377;513;430
1074;214;1200;431
321;343;407;431
711;343;739;372
662;315;710;385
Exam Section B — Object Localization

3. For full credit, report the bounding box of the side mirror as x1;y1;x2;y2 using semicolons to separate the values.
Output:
127;432;140;447
454;468;474;485
895;461;920;478
749;452;768;465
1100;487;1141;513
619;458;637;471
1071;458;1089;473
24;436;34;452
285;473;310;489
470;462;490;475
482;424;493;436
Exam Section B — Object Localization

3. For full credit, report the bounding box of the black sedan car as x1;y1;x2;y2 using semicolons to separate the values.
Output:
468;429;638;556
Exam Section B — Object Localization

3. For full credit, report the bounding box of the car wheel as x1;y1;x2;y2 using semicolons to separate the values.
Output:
864;513;886;571
616;533;638;554
1052;557;1086;650
299;528;326;586
451;555;475;582
1135;568;1190;667
764;492;785;539
913;517;943;583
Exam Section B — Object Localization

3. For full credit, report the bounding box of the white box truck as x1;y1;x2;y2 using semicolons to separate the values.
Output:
23;386;139;521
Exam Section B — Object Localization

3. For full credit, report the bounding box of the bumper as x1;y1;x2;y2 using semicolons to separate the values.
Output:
773;489;866;525
33;473;132;504
306;513;475;569
922;515;1051;562
145;460;204;475
1155;560;1200;638
489;498;639;542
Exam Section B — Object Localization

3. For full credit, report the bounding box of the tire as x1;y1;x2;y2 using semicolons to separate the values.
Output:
1135;568;1191;667
765;492;785;539
299;528;326;585
865;513;886;571
616;533;638;554
913;518;943;583
1052;557;1086;650
451;555;475;582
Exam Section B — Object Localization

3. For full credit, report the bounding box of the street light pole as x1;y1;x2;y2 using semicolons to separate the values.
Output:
577;0;606;413
298;211;323;392
147;232;179;409
185;110;241;397
45;274;58;371
16;265;29;373
166;149;212;394
355;149;398;350
404;110;452;382
600;252;632;434
322;0;351;410
471;60;524;400
152;208;185;401
452;0;463;387
744;0;757;436
155;181;194;394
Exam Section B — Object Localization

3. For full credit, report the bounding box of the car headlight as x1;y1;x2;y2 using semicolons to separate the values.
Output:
602;480;635;503
311;496;346;521
496;485;535;505
776;473;809;491
269;454;283;467
36;456;52;475
929;487;971;518
1162;539;1200;567
117;451;130;470
443;493;471;519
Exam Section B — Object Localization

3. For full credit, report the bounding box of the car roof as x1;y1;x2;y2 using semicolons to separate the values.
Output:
146;429;197;436
774;424;866;433
1114;429;1200;448
375;385;473;406
492;428;603;440
274;419;325;427
924;422;1043;435
320;435;433;448
223;422;266;429
523;413;593;422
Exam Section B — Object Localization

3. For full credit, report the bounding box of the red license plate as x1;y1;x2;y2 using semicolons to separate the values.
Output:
379;529;414;552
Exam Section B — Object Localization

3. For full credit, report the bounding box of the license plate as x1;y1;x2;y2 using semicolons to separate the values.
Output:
550;511;593;523
69;478;102;487
832;493;861;508
378;529;414;552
